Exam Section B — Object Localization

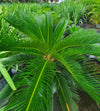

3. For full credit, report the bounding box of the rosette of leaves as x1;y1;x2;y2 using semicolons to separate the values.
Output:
0;9;100;111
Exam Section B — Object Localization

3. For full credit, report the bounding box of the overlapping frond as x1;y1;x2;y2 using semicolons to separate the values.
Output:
56;54;100;104
0;74;19;108
0;53;35;66
5;10;69;51
51;19;68;48
55;29;100;52
59;44;100;59
83;59;100;81
34;13;53;45
6;10;54;44
56;72;78;111
1;59;55;111
0;21;49;55
0;62;16;90
6;11;41;40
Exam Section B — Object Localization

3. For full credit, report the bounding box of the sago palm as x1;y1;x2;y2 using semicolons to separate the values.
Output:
0;9;100;111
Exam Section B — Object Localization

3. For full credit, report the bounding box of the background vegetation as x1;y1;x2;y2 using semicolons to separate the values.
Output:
0;0;100;111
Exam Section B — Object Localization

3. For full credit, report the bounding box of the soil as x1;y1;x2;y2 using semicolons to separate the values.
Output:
53;91;100;111
81;23;100;33
78;91;100;111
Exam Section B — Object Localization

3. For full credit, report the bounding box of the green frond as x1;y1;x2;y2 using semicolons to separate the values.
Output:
0;53;35;66
59;44;100;59
56;72;78;111
55;29;100;52
1;59;55;111
51;19;68;48
5;10;70;51
83;59;100;81
0;22;49;55
0;74;19;108
5;10;54;44
46;86;53;111
25;60;48;111
0;62;16;91
56;54;100;104
35;13;53;46
6;11;40;40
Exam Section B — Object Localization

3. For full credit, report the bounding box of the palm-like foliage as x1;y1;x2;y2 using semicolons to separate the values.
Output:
0;8;100;111
89;0;100;24
81;0;100;24
54;0;87;24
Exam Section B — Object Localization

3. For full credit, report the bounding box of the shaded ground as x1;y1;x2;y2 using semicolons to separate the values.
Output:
81;23;100;33
54;91;100;111
78;91;100;111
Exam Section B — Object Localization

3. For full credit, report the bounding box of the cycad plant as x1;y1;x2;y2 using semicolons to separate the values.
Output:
0;9;100;111
89;0;100;24
54;0;86;24
82;0;100;24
